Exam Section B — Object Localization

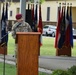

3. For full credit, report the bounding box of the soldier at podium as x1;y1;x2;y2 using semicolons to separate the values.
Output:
11;13;32;64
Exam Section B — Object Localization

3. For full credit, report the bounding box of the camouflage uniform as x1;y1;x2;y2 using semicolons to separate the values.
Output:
12;21;32;39
12;21;32;63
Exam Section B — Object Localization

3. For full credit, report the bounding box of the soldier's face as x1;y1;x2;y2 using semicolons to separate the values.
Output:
17;18;23;22
20;18;23;22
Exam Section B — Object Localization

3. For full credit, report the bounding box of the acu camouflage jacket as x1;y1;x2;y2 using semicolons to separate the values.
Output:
12;21;32;39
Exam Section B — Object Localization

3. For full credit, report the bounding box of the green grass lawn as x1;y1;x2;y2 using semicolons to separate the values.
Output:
7;33;15;54
0;62;47;75
0;63;16;75
7;33;76;56
40;36;76;56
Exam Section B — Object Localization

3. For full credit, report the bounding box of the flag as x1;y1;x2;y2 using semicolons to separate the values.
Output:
55;6;61;48
31;4;35;31
0;25;1;43
38;4;43;34
0;15;1;43
1;3;5;45
31;4;34;21
58;7;66;49
34;4;38;32
69;6;73;47
28;3;30;10
5;3;8;20
65;6;70;46
5;3;8;45
38;4;43;46
26;3;32;27
0;3;8;46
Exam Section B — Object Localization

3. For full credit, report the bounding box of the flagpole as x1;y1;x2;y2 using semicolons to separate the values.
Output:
3;0;7;75
0;0;1;43
20;0;26;21
3;2;5;75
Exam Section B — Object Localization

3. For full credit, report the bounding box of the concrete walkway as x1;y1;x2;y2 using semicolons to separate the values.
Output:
39;56;76;70
0;55;76;71
0;55;15;65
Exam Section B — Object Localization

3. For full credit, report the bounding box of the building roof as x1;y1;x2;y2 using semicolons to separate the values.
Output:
0;0;28;2
0;0;18;2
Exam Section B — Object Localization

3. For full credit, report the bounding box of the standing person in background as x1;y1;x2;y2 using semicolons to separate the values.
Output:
12;13;32;65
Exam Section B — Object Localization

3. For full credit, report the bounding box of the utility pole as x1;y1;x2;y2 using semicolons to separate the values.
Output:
20;0;26;21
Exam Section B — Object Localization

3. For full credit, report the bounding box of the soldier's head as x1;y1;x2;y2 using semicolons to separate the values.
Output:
15;13;23;22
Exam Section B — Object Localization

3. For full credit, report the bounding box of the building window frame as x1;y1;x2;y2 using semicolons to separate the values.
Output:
47;7;50;21
16;8;20;14
10;10;12;17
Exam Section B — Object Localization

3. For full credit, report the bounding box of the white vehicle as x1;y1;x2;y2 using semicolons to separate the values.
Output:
42;25;57;37
73;28;76;37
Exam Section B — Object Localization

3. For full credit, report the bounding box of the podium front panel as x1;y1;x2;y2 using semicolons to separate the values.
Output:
17;32;40;75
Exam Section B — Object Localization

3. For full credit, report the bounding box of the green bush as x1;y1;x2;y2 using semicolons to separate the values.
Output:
51;69;70;75
68;65;76;75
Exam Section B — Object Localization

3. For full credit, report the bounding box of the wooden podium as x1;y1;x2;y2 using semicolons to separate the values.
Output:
16;32;40;75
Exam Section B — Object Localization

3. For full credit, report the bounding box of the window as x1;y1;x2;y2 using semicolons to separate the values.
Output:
57;6;61;21
47;7;50;21
10;11;12;17
44;26;49;28
16;8;20;14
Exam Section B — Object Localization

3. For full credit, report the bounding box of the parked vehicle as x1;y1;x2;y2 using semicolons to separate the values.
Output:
42;25;57;37
42;25;76;38
73;28;76;37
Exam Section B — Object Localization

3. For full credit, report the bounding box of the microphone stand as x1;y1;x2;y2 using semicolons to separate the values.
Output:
3;43;6;75
0;41;6;75
0;31;11;75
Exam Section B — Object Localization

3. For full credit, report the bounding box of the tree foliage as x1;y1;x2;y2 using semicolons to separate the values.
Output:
40;0;45;4
30;0;45;4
